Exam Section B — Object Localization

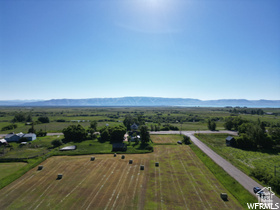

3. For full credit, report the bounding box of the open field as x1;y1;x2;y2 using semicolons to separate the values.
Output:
0;162;27;180
1;107;279;134
0;144;243;209
151;134;182;144
196;133;280;177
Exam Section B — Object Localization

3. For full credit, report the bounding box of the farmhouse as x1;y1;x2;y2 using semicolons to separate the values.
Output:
4;132;36;142
226;136;235;146
131;123;138;130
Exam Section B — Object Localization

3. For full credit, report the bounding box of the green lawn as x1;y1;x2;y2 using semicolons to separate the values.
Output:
195;133;280;177
0;162;27;180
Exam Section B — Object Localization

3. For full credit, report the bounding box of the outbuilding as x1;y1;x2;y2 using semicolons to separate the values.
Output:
226;136;236;146
112;143;127;152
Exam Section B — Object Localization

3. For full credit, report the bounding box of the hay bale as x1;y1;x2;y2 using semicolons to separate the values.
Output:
114;153;117;157
129;159;133;164
57;174;63;179
38;165;43;170
155;162;159;167
140;165;144;170
121;155;125;159
91;157;95;161
220;193;228;201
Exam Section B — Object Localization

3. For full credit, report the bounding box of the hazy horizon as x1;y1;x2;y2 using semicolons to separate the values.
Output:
1;96;280;102
1;0;279;100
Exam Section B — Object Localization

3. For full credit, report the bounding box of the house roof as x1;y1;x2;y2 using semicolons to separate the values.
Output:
226;136;234;141
0;139;7;143
131;123;138;129
5;134;15;139
23;133;36;138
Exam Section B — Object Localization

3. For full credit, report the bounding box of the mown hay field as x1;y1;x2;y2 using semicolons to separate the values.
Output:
0;145;242;209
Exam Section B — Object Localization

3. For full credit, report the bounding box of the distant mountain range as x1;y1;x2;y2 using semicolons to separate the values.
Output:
0;97;280;107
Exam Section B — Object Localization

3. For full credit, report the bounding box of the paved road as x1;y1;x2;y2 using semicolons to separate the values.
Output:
150;130;280;206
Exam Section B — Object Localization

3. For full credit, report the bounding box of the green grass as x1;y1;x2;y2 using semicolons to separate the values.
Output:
195;133;280;177
0;136;63;159
0;155;49;190
51;139;153;156
189;143;257;208
0;162;27;180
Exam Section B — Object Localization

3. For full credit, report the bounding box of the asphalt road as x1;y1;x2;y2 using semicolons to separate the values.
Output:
150;130;280;206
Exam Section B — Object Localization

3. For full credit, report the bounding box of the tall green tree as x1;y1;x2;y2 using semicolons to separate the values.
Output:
207;119;216;131
62;124;87;142
140;125;150;143
110;125;126;143
90;120;98;131
12;112;26;122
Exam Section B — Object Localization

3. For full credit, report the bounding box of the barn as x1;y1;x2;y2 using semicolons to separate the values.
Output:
112;143;127;152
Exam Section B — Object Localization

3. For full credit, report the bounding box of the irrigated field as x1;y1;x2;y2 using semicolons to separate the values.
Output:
0;144;243;209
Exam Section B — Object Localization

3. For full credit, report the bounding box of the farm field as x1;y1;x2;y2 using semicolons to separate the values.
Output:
151;134;182;144
196;133;280;177
0;144;242;209
0;162;27;180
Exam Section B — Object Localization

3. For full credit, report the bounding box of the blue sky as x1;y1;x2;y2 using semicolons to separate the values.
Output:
0;0;279;100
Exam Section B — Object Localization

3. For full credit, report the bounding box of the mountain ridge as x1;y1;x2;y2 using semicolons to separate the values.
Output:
0;97;280;107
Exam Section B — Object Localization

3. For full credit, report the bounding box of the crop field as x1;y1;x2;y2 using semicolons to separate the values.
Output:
0;144;242;209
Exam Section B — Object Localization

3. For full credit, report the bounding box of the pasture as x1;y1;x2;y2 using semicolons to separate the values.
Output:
0;162;27;180
196;133;280;177
0;144;242;209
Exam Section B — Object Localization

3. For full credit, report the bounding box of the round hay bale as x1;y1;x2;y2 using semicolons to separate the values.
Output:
140;165;145;170
121;155;125;159
155;162;159;167
91;157;95;161
57;174;63;179
129;159;133;164
38;165;43;170
114;153;117;157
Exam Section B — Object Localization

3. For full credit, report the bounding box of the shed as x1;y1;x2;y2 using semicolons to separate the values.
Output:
23;133;36;141
226;136;235;146
0;139;7;145
112;143;127;152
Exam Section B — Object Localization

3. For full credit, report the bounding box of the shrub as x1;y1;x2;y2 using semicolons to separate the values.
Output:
183;135;191;145
38;116;50;123
268;176;280;194
51;139;62;148
250;167;273;184
1;124;17;131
